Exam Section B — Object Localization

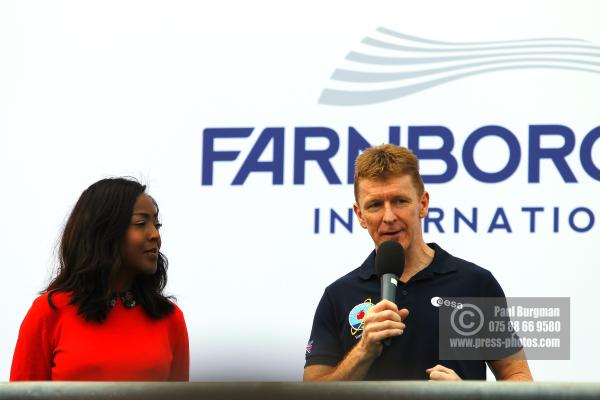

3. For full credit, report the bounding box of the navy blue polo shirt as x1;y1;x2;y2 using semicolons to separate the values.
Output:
305;243;508;380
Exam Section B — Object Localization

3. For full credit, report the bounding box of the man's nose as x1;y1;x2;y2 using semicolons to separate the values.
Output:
382;202;397;224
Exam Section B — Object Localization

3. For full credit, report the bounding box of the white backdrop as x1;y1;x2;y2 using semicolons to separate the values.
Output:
1;0;599;381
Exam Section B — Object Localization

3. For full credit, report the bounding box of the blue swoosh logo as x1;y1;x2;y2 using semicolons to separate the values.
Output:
319;28;600;106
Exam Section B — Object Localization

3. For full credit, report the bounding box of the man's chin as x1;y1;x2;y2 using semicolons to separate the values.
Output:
377;235;404;247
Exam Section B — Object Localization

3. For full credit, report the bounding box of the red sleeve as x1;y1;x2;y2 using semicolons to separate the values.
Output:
10;294;59;381
168;305;190;381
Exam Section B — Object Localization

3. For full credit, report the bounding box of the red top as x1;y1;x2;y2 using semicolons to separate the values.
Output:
10;292;189;381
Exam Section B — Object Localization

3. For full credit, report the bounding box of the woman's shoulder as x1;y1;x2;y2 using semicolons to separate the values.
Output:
164;300;187;325
29;291;72;314
19;291;73;332
168;300;185;317
163;300;188;342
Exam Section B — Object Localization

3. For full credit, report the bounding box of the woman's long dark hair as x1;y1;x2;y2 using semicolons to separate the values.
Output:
45;177;174;322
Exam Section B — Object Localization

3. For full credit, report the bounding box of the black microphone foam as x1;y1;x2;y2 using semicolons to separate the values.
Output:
375;240;405;347
375;240;405;277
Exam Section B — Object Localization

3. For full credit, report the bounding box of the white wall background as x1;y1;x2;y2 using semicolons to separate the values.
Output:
1;0;599;381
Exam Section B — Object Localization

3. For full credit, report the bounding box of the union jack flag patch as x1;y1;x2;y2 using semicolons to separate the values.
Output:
305;339;314;354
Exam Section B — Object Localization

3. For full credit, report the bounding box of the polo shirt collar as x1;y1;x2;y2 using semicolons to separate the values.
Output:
358;242;457;281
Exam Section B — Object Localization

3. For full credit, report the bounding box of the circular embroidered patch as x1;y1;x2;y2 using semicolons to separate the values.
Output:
348;298;374;337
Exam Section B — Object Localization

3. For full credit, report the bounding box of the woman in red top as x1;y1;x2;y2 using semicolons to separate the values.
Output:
10;178;189;381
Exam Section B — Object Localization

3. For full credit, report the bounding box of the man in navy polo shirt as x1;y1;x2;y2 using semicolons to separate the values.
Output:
303;144;532;381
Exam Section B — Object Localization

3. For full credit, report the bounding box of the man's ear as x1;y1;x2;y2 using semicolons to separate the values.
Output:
419;191;430;219
353;202;367;229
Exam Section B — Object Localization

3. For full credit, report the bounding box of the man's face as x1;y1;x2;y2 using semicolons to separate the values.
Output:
353;175;429;251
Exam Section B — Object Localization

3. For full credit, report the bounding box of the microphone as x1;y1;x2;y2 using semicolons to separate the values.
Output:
375;240;405;346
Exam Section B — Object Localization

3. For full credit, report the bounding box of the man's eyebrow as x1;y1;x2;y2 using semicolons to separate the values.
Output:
365;199;381;205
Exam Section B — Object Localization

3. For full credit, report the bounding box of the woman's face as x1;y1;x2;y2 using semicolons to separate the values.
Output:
122;193;162;276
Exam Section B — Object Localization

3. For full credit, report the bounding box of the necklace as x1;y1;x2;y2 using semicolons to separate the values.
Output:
109;291;136;308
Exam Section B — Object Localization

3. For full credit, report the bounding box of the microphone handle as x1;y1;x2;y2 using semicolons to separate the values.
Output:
381;273;399;347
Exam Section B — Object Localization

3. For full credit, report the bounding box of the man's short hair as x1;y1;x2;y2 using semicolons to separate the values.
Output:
354;144;425;202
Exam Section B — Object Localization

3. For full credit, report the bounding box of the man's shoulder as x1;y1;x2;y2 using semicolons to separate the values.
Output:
452;254;495;278
433;243;504;296
326;266;362;290
324;250;376;294
434;243;495;278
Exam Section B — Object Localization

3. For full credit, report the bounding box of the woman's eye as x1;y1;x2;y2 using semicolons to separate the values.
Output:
155;223;163;230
